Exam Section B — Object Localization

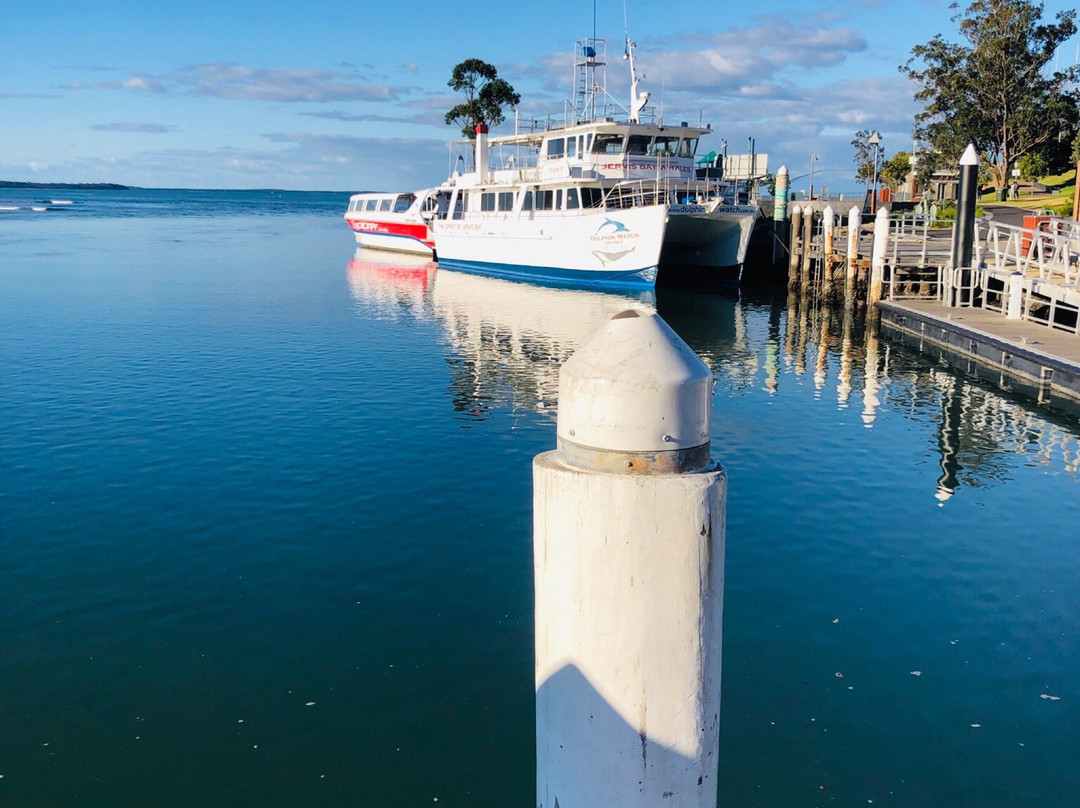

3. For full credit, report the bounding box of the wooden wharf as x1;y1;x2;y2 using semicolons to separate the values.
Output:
779;205;1080;407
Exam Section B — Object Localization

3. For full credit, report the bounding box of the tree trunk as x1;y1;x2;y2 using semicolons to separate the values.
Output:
1073;161;1079;223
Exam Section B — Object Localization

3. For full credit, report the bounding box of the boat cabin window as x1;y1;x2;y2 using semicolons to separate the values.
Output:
393;193;415;212
566;188;580;209
555;189;563;209
535;189;554;211
650;136;680;156
592;134;624;155
521;190;533;211
626;135;651;155
497;191;514;211
378;199;393;212
566;138;577;158
451;192;467;218
546;138;565;159
580;187;604;208
678;138;698;158
365;199;378;212
481;192;496;212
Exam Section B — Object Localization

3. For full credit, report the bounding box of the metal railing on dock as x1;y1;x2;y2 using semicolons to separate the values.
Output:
783;203;1080;337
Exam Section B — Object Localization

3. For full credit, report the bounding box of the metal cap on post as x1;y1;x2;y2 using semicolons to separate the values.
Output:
557;309;711;474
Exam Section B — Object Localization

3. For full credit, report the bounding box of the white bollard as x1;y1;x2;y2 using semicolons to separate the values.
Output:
869;206;889;306
823;205;836;294
846;206;862;303
1006;271;1024;319
534;309;727;808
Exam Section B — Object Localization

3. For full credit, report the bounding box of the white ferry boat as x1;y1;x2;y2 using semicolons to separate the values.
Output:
343;189;444;257
456;36;761;285
430;123;668;290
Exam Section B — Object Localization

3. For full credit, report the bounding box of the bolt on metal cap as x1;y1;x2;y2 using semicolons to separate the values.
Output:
556;310;712;472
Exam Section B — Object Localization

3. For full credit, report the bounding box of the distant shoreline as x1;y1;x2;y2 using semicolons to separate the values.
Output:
1;182;353;193
0;181;131;190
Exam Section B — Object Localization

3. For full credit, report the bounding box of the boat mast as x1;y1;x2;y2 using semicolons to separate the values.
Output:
624;36;649;124
574;38;606;123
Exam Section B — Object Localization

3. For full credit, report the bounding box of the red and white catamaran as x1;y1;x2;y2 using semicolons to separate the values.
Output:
343;189;448;257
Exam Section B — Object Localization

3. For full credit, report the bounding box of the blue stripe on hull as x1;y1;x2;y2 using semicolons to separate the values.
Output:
436;257;658;290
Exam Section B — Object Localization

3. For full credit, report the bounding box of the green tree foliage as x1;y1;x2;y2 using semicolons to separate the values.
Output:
1072;130;1080;165
880;151;913;189
851;130;877;183
901;0;1078;191
1016;151;1048;181
444;59;521;139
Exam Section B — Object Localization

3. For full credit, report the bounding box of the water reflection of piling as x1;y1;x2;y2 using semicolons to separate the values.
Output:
936;375;963;502
764;296;783;394
776;284;1079;497
815;305;831;392
838;308;854;406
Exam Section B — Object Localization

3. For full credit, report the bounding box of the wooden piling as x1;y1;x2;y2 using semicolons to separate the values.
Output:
787;204;802;290
822;205;835;299
800;205;814;290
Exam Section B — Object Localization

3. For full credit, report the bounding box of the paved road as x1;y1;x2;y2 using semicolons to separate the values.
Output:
982;204;1033;227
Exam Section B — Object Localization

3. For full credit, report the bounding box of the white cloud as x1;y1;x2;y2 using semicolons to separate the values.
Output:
642;21;868;96
64;74;167;93
60;63;413;104
92;123;174;134
179;62;412;103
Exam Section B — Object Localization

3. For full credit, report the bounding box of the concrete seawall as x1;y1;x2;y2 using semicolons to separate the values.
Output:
878;299;1080;409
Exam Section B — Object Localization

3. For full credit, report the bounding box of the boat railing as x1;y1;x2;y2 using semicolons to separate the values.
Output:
602;177;743;209
515;104;661;136
603;180;670;210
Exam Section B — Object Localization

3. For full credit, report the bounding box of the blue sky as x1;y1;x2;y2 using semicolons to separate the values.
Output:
1;0;1077;191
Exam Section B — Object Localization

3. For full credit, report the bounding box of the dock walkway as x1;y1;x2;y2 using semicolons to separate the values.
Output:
878;298;1080;407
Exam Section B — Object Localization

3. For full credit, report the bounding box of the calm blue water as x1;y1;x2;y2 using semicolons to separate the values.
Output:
2;190;1078;807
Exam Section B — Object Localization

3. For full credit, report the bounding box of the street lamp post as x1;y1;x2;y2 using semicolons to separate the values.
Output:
868;131;882;213
809;154;818;201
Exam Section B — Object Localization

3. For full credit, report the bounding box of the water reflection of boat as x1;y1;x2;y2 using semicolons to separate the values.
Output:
346;248;437;321
430;268;654;416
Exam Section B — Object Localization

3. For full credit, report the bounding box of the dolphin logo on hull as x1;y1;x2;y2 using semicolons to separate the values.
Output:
592;248;636;265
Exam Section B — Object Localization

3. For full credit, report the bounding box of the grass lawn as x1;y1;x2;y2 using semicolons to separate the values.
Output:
979;167;1075;211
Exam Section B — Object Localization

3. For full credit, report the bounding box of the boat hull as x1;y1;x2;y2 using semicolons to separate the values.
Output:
346;217;434;256
433;206;667;290
660;203;758;285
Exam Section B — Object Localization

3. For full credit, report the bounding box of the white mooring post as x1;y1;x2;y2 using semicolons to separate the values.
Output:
869;206;890;307
846;206;861;305
534;309;727;808
822;205;836;296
